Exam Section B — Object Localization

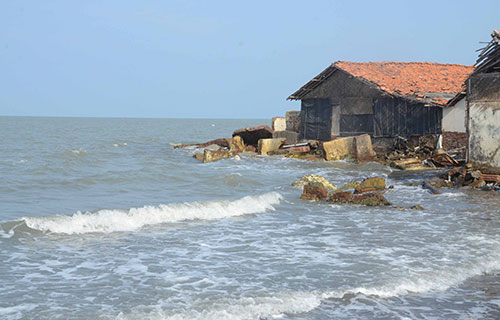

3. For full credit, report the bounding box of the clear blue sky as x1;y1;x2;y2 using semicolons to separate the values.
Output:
1;0;498;119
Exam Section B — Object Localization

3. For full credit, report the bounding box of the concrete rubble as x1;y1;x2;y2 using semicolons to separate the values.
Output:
322;134;376;162
299;175;393;206
292;174;338;191
258;138;286;155
232;125;273;148
272;117;286;131
172;112;499;194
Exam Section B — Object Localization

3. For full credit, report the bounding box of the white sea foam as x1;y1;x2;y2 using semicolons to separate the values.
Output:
117;291;321;320
323;253;500;299
117;253;499;320
70;149;87;155
0;228;14;239
113;142;128;147
22;192;283;234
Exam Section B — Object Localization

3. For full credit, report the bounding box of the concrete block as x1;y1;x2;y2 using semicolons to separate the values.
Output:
286;111;301;132
257;138;286;155
322;137;356;161
203;149;234;163
228;135;245;152
272;117;286;131
272;130;299;144
354;134;376;161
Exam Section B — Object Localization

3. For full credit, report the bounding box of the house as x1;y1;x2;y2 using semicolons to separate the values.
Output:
287;61;474;148
448;30;500;168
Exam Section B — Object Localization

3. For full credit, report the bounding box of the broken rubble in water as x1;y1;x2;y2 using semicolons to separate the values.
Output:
328;191;392;206
354;177;386;193
257;138;286;155
232;125;273;147
203;149;237;163
300;182;329;201
292;174;338;191
322;134;376;162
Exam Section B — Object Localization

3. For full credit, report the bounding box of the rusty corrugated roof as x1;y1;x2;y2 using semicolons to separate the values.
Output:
288;61;474;106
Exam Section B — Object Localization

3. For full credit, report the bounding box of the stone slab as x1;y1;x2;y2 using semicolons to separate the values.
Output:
272;117;286;131
257;138;286;155
272;130;299;145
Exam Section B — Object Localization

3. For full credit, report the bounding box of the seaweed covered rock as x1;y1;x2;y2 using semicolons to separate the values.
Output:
292;174;337;191
355;177;386;193
203;149;236;163
328;191;392;206
228;135;245;152
300;182;328;201
340;181;361;190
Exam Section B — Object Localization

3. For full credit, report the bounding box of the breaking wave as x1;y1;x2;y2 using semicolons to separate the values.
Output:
322;253;500;299
116;291;322;320
117;253;500;320
21;192;283;235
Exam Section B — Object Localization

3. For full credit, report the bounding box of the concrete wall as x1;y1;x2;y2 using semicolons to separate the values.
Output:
443;98;466;132
468;73;500;168
468;103;500;167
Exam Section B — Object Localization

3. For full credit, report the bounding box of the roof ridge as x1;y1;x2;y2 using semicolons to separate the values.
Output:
334;60;473;67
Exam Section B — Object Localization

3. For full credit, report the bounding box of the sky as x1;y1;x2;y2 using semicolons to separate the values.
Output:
0;0;499;119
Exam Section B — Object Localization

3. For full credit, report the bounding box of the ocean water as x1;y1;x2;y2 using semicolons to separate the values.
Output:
0;116;499;320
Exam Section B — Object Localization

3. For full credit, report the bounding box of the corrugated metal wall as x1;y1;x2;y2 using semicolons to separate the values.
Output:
299;98;332;141
373;98;442;137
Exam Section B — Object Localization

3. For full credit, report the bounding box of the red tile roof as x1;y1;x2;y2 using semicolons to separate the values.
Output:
288;61;474;106
335;61;473;96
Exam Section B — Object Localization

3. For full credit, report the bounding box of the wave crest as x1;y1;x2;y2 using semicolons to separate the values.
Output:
22;192;283;235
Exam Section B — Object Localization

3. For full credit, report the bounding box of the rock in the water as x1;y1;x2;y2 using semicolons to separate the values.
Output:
204;144;222;151
203;149;235;163
355;177;386;193
245;145;257;152
328;191;391;206
257;138;286;155
410;205;424;210
300;182;328;201
233;125;273;147
340;181;361;190
228;135;245;152
193;153;204;161
292;174;337;191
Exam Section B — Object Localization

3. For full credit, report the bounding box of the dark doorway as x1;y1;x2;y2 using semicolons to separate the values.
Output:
299;98;332;141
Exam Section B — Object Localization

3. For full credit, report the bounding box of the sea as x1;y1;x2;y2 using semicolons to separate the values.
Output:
0;116;499;320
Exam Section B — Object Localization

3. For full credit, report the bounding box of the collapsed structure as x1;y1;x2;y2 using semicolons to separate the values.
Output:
448;30;500;169
287;61;473;150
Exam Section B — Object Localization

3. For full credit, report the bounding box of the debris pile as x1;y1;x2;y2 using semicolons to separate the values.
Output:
438;164;500;190
384;136;463;170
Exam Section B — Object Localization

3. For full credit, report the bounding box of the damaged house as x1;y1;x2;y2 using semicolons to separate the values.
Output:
447;30;500;168
287;61;473;149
